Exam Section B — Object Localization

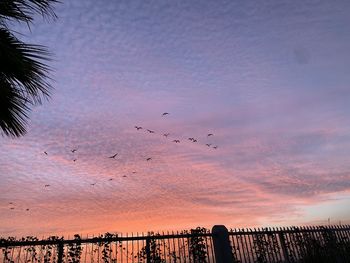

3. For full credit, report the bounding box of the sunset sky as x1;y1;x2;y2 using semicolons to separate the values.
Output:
1;0;350;237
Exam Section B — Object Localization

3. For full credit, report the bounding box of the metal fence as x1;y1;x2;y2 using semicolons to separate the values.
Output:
229;225;350;263
1;225;350;263
0;228;215;263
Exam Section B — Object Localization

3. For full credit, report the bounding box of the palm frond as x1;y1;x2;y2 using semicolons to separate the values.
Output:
0;0;58;25
0;27;52;137
0;27;52;103
0;76;29;137
0;0;56;137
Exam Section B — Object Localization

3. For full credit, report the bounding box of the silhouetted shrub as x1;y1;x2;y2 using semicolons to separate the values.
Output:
137;232;165;263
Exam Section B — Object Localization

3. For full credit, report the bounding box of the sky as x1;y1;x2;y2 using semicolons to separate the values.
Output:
1;0;350;237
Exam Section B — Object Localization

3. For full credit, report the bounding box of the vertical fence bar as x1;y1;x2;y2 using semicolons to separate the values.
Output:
203;233;209;263
243;229;252;263
167;231;171;262
262;229;270;262
57;241;64;263
235;231;242;263
180;231;187;263
247;229;255;263
171;231;177;262
186;232;192;263
272;227;282;262
145;236;151;263
242;231;248;263
207;230;215;263
126;234;130;263
337;225;348;261
84;235;88;263
120;233;123;263
178;232;183;263
278;230;289;263
269;228;277;263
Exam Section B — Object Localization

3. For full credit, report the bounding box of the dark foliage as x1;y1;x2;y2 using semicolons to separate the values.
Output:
187;227;208;263
67;235;82;263
138;232;165;263
0;0;57;137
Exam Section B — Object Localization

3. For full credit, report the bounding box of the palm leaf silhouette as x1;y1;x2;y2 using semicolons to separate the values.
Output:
0;0;58;137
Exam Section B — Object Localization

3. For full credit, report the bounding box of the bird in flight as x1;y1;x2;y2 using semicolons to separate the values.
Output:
173;140;180;143
147;129;155;133
71;149;78;153
10;207;14;210
163;133;170;138
146;157;152;161
44;184;50;187
213;146;218;149
207;133;214;137
91;183;96;186
44;151;48;155
135;126;142;130
206;143;212;147
26;208;30;211
122;175;127;178
73;159;77;162
132;171;137;174
109;153;118;159
162;112;169;116
193;139;197;142
9;202;13;205
108;178;113;181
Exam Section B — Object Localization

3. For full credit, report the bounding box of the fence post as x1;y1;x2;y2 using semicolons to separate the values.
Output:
212;225;234;263
146;237;151;263
57;241;64;263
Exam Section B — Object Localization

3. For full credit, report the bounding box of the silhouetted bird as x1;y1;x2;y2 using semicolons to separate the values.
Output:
26;209;29;211
10;207;14;210
73;159;77;162
9;202;13;205
44;151;48;155
109;178;113;181
206;144;211;147
173;140;180;143
91;183;96;186
146;157;152;161
213;146;218;149
132;171;137;174
147;129;155;133
207;133;213;137
71;149;77;153
135;126;142;130
122;175;127;178
188;138;194;141
44;184;50;187
163;133;170;138
109;153;118;159
193;139;197;142
162;112;169;116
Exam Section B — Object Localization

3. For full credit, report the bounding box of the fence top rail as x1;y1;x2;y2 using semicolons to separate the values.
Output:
229;225;350;235
0;232;212;248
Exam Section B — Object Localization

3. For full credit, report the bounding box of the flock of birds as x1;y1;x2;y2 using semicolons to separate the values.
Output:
6;112;219;211
133;113;218;149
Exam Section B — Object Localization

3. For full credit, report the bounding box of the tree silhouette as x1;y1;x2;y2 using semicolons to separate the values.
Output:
0;0;57;137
